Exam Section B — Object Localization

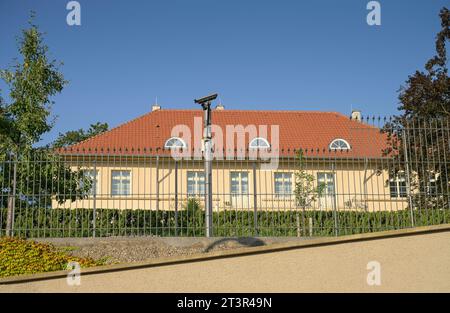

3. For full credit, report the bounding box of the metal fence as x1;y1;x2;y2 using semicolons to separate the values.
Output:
1;116;449;237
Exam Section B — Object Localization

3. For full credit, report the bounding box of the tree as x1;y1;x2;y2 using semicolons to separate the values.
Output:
397;8;449;118
383;8;450;211
294;151;325;236
0;98;12;140
0;15;66;154
0;15;92;235
52;122;109;148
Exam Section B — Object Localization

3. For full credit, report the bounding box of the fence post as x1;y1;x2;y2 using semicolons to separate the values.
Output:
92;159;97;238
174;160;178;236
155;155;160;236
331;163;338;237
6;154;17;237
253;162;258;236
402;129;415;227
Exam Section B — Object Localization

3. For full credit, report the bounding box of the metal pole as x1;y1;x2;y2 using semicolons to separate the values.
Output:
92;159;97;238
6;155;17;237
155;155;160;236
253;161;258;236
156;155;160;212
195;93;218;237
331;163;338;237
402;129;415;227
174;160;178;236
204;104;213;237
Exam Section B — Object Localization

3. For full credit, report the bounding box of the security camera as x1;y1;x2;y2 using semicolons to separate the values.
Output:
194;93;218;108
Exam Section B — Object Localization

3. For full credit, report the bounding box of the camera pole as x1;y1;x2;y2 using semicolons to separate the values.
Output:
195;93;218;237
203;105;213;237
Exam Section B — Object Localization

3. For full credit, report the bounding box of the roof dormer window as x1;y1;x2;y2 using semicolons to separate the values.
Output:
164;137;187;149
249;137;270;149
329;138;350;150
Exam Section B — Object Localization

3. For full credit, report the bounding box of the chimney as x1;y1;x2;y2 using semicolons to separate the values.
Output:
351;109;362;122
151;97;161;112
215;103;224;111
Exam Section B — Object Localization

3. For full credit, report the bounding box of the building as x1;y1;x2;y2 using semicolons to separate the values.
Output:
55;106;408;212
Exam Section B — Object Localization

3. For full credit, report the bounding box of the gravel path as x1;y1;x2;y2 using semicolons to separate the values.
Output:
35;237;305;264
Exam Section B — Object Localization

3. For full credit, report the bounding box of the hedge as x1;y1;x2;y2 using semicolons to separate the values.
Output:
1;203;449;238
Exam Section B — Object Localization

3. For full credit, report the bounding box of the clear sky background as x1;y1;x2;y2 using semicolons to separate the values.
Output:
0;0;448;145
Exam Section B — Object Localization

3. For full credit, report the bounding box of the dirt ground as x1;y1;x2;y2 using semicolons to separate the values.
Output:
35;236;306;264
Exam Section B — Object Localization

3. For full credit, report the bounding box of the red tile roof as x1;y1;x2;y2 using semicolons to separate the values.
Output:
57;109;388;158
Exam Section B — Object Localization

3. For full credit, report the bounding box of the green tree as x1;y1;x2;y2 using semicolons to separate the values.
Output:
397;8;449;118
0;16;66;154
294;151;325;236
383;7;450;210
52;122;109;148
0;15;92;235
0;98;13;140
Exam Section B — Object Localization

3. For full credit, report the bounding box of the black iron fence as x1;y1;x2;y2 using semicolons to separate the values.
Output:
1;116;449;237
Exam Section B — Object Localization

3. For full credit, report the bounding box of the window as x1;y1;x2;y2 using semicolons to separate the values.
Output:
230;172;249;208
249;137;270;149
317;172;336;209
85;170;99;196
427;178;438;196
329;138;351;150
389;172;407;198
164;137;186;149
317;173;336;195
274;173;292;197
187;171;205;196
230;172;249;195
111;170;131;196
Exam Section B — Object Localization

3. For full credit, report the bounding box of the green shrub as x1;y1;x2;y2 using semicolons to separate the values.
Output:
0;237;105;277
1;206;449;238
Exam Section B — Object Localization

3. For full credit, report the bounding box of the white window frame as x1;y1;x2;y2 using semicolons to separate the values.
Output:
230;172;249;195
187;171;205;196
317;172;337;209
427;177;438;196
274;172;293;198
389;172;407;198
85;169;100;196
317;172;336;195
164;137;187;149
111;170;131;196
329;138;351;150
249;137;270;149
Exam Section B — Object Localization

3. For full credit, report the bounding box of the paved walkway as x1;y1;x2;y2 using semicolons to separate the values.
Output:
2;230;450;292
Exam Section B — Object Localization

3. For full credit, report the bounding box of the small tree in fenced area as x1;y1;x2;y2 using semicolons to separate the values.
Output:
294;150;325;236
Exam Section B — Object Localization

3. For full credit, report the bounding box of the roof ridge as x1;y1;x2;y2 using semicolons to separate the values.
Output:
152;108;343;112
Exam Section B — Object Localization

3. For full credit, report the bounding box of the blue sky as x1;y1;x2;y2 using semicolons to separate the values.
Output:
0;0;448;145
